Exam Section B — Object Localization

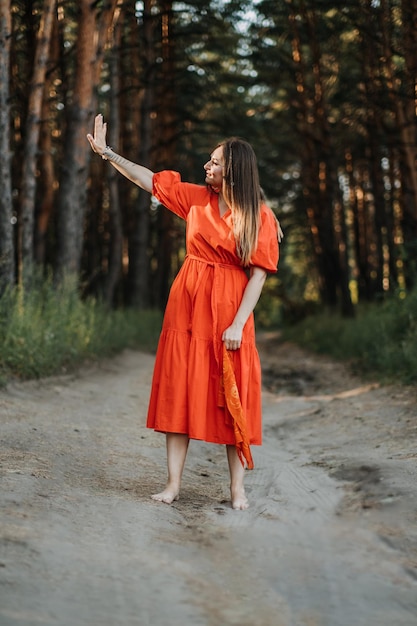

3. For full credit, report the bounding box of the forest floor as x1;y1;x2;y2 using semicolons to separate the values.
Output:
0;334;416;626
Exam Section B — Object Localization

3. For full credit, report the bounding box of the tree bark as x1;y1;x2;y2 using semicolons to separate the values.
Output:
55;0;118;282
0;0;15;294
35;81;56;266
19;0;56;287
127;0;157;308
398;0;417;288
154;1;178;310
103;6;123;306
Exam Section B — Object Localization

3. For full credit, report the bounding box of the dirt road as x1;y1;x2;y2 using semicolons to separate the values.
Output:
1;336;416;626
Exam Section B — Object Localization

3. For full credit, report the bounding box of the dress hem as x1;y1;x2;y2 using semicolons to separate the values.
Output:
147;426;262;447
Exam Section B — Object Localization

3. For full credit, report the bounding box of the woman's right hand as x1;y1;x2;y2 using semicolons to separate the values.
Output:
86;114;107;156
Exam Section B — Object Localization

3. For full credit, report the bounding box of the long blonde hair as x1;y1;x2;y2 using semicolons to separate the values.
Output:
217;137;261;266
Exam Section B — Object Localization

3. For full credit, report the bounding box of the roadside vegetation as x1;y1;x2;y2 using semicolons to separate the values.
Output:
0;280;162;386
283;290;417;385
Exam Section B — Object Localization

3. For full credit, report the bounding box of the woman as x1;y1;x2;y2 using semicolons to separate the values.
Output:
87;114;280;510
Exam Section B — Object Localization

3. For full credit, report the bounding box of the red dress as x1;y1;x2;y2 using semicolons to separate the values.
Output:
146;171;279;447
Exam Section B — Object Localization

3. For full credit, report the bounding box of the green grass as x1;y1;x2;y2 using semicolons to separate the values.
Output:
0;279;162;385
283;289;417;385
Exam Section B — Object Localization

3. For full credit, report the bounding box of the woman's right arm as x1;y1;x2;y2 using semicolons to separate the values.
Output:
86;114;154;193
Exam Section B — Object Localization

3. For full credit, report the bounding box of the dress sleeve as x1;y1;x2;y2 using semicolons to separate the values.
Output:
250;205;279;273
152;170;197;220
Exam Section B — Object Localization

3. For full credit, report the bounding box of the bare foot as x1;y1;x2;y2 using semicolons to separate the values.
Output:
231;486;249;510
151;488;179;504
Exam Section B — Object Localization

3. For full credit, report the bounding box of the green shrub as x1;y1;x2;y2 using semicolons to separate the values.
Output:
0;279;162;383
283;289;417;384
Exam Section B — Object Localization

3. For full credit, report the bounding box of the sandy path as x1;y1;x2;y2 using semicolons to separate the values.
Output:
0;338;416;626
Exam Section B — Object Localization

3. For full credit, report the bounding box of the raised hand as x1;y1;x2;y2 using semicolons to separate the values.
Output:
86;114;108;156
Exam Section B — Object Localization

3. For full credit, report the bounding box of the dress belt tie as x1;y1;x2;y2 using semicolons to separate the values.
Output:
185;254;245;367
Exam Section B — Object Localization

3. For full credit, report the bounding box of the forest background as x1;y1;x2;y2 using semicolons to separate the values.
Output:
0;0;416;382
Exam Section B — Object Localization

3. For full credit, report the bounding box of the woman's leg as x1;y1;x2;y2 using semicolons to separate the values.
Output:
151;433;189;504
226;445;249;510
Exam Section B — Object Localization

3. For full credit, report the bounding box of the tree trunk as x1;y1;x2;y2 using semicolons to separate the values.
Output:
154;1;177;310
103;7;123;306
35;83;56;266
55;0;118;282
399;0;417;288
0;0;15;294
19;0;56;287
358;15;388;297
367;129;387;295
127;0;156;308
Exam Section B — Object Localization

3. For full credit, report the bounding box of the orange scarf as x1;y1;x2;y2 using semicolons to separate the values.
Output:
220;345;254;469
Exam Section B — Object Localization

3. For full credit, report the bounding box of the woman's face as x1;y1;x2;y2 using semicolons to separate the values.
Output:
204;146;224;189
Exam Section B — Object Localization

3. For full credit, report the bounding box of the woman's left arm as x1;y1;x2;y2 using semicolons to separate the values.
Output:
222;266;267;350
